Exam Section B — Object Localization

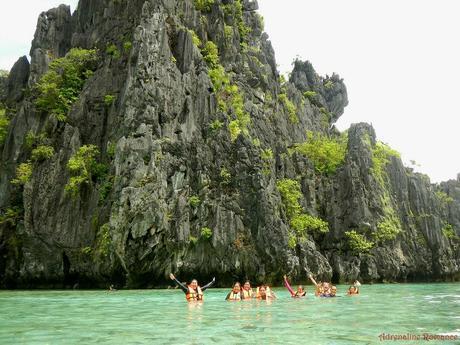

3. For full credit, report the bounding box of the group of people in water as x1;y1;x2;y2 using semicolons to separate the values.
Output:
169;273;361;301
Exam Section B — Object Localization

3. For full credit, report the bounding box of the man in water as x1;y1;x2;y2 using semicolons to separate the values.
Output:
169;273;215;301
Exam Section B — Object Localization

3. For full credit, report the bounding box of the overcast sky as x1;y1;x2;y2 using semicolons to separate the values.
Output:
1;0;459;183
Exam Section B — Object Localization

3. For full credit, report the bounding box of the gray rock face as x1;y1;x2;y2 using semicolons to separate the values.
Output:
290;60;348;122
5;57;30;104
0;0;458;288
28;5;72;85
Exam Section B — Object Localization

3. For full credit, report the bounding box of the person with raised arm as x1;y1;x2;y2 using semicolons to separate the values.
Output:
283;275;306;298
169;273;215;301
308;273;322;296
308;273;336;297
348;280;361;295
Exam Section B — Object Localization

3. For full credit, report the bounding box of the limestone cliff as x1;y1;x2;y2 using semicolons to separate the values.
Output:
0;0;458;288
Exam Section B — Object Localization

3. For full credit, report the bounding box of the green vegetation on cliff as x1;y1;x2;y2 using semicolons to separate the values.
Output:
94;223;111;258
345;230;374;254
189;30;202;47
202;41;219;68
293;131;347;175
65;145;101;196
260;148;274;175
194;0;215;12
279;93;298;124
442;223;457;239
35;48;97;122
11;162;33;185
0;108;9;146
106;44;120;59
374;218;401;242
371;142;400;186
104;95;116;107
436;191;454;205
277;179;302;218
25;131;47;149
201;39;250;141
344;218;401;255
31;145;55;162
303;91;317;103
188;195;201;208
368;140;403;242
201;227;213;240
0;207;22;227
277;179;328;248
222;0;251;43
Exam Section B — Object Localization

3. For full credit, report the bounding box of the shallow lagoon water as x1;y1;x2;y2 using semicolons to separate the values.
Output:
0;283;459;344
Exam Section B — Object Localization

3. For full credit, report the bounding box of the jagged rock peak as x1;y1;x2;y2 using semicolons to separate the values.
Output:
5;56;30;104
290;60;348;122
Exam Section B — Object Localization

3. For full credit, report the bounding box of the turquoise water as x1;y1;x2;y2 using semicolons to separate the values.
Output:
0;284;459;344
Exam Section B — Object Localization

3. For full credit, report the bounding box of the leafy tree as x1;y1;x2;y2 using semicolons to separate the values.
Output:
374;218;401;242
442;223;457;239
31;145;54;162
194;0;215;11
277;178;329;242
202;41;219;68
11;162;33;185
293;131;347;175
345;230;374;254
35;48;97;122
371;142;400;186
65;145;100;196
279;93;298;124
104;95;116;107
188;196;201;208
201;227;213;240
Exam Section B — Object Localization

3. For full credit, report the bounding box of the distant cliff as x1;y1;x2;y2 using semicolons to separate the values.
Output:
0;0;458;288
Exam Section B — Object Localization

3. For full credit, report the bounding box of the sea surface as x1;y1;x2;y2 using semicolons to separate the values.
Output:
0;283;459;344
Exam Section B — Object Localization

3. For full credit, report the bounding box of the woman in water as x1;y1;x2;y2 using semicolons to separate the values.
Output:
330;286;337;297
226;282;242;301
169;273;215;301
308;274;336;297
348;280;361;295
241;281;254;300
283;275;306;298
256;285;276;300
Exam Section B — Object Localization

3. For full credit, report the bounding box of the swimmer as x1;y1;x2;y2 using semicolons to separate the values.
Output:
226;282;242;301
241;281;254;299
283;275;306;298
256;285;276;300
169;273;215;301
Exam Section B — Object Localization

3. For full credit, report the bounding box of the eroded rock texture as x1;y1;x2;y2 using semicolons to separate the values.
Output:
0;0;458;288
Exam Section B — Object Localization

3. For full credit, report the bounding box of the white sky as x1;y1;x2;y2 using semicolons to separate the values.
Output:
1;0;459;183
258;0;460;183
